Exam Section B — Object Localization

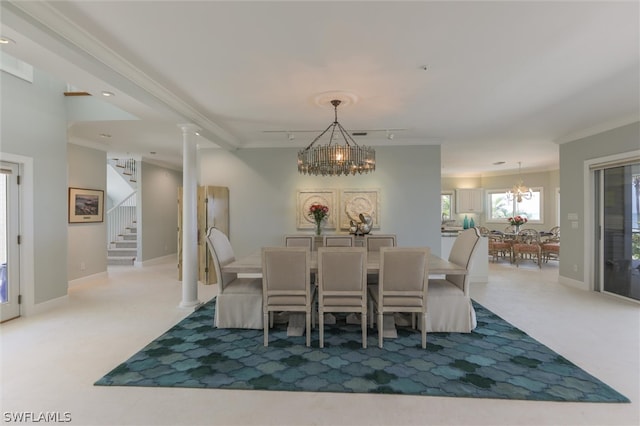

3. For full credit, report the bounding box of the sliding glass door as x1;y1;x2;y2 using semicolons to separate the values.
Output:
598;161;640;301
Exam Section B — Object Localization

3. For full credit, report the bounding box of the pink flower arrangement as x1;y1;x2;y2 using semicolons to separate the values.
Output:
508;215;528;226
308;203;329;224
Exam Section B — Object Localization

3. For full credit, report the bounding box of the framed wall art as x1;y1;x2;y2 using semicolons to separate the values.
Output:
296;189;337;230
68;187;104;223
339;188;380;230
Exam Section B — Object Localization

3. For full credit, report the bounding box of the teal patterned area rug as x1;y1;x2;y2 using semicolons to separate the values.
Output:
95;299;628;402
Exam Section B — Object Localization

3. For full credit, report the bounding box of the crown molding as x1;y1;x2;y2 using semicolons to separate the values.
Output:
555;114;639;144
3;1;239;151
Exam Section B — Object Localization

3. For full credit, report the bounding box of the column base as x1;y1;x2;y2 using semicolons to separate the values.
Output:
178;299;202;310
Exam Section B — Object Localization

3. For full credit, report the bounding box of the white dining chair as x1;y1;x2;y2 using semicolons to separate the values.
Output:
262;247;313;347
426;227;480;333
364;234;397;284
317;247;368;348
364;234;397;251
369;247;430;348
284;235;315;251
206;227;263;329
323;235;354;247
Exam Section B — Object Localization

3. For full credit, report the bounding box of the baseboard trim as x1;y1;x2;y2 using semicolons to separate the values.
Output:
558;275;589;291
68;271;108;288
139;254;177;267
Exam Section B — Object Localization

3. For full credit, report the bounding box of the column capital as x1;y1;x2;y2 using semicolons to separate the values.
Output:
177;123;201;134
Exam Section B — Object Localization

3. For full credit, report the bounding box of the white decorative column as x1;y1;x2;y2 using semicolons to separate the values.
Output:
178;123;201;309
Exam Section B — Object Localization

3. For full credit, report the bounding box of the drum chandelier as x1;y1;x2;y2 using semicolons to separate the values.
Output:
297;100;375;176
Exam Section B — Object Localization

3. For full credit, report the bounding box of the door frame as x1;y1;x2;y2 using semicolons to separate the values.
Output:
1;161;20;321
0;153;35;316
584;149;640;299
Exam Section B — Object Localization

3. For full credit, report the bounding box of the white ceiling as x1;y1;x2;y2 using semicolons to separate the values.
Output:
2;1;638;175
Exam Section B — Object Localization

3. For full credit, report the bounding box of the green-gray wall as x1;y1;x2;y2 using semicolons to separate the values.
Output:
139;162;182;262
67;144;107;280
1;68;68;304
559;121;640;284
199;145;442;256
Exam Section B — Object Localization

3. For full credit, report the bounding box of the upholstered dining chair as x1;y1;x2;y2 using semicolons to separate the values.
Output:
364;234;397;252
364;234;397;284
323;235;354;247
368;247;430;348
284;235;315;251
317;247;368;348
426;227;481;333
284;234;316;285
512;229;542;268
206;227;263;329
261;247;313;347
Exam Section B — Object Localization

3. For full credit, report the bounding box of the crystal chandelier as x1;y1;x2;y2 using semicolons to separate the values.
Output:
506;162;532;203
297;100;375;176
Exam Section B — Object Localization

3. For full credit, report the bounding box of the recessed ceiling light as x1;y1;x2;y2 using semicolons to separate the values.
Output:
0;36;15;44
99;133;111;138
101;91;114;97
493;161;506;165
195;131;201;136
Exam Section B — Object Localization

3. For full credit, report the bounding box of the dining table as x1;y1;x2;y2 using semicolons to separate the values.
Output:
221;249;467;338
222;250;467;275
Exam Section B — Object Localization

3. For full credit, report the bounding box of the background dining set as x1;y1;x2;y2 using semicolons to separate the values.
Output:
204;227;482;350
480;226;560;268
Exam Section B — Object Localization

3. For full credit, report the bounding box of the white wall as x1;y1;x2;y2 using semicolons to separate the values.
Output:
67;144;107;280
1;68;68;304
199;145;442;256
140;161;182;262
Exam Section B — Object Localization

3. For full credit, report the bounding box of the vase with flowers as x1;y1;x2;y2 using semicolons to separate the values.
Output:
508;215;528;233
308;203;329;236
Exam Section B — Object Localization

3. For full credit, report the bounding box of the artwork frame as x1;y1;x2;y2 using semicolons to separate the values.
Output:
339;188;381;230
296;189;338;230
68;187;104;223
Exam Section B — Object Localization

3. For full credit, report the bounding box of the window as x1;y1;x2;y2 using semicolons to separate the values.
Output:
441;192;454;221
486;188;543;223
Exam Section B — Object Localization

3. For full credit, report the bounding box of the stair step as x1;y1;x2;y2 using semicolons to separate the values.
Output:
126;227;137;234
121;233;137;240
108;248;137;257
114;241;136;248
108;256;135;266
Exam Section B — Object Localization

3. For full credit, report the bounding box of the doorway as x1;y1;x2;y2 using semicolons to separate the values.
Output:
0;161;21;321
594;160;640;301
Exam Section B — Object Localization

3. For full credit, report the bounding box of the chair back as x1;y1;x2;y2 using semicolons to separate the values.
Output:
262;247;310;299
365;234;397;252
206;227;237;288
477;226;491;237
504;225;517;234
284;235;314;251
515;228;540;245
378;247;430;303
323;235;354;247
446;227;481;293
317;247;367;295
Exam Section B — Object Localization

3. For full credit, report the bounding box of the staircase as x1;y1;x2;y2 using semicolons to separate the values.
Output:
108;223;137;266
107;157;139;267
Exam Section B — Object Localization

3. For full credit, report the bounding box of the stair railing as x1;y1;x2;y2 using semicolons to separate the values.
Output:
107;191;137;248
